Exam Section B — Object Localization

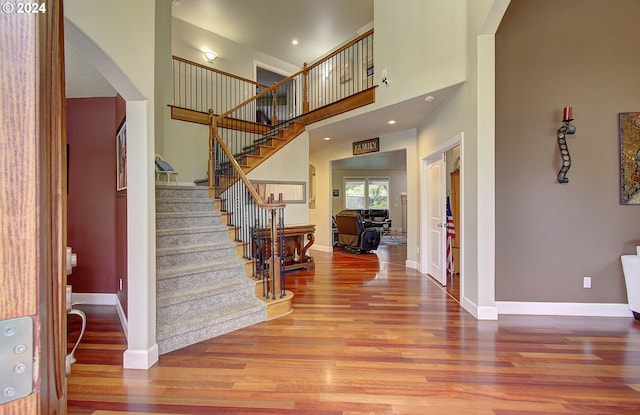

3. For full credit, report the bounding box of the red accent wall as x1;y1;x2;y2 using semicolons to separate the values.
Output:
67;97;127;308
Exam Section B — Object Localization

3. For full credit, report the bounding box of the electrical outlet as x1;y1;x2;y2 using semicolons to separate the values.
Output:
583;276;591;288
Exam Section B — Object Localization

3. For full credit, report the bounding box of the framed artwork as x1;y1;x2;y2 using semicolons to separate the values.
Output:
116;119;127;191
619;112;640;204
339;60;352;83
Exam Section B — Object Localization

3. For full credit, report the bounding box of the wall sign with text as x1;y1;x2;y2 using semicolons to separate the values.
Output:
353;137;379;156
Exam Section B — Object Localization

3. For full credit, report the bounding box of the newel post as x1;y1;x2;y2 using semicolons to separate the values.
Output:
207;109;215;191
302;62;309;114
268;207;280;300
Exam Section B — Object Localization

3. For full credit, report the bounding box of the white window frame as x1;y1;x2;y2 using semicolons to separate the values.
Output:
344;176;390;210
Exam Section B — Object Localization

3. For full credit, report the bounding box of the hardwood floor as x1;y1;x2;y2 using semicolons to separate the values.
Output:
67;245;640;415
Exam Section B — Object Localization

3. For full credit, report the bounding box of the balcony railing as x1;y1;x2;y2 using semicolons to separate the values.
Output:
172;29;374;124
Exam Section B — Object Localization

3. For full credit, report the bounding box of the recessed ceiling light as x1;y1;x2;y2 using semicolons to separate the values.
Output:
323;137;331;141
388;120;396;125
292;39;299;45
425;95;435;102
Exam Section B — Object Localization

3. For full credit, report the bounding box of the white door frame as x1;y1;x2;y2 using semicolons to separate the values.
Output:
420;133;463;292
425;155;447;285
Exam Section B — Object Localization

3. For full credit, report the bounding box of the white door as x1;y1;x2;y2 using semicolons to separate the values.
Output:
426;156;447;285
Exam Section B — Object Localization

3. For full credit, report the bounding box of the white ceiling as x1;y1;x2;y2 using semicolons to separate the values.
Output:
171;0;374;67
65;0;452;170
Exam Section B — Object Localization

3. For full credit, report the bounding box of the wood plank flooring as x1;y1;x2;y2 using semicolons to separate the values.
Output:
67;245;640;415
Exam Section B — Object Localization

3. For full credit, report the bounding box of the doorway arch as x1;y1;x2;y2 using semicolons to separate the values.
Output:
64;18;158;369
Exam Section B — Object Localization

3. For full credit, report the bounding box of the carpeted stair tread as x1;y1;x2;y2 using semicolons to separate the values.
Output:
156;211;219;219
156;303;266;354
157;302;266;340
156;258;244;280
156;241;233;257
157;279;253;307
156;225;228;236
156;197;214;202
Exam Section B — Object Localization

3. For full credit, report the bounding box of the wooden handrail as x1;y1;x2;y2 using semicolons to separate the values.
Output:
306;28;373;72
208;110;284;210
173;55;271;89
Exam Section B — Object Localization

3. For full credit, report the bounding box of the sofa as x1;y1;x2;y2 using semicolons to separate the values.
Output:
355;209;392;230
621;246;640;320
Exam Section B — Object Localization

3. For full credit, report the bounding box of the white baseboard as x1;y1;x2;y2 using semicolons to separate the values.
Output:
123;343;159;370
405;260;419;270
462;296;499;320
496;301;633;317
311;245;333;253
115;296;128;340
71;292;117;306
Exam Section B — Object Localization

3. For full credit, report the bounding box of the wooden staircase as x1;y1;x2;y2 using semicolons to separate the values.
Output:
212;120;306;197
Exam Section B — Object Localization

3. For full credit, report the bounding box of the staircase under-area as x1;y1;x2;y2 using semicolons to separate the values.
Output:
155;185;266;355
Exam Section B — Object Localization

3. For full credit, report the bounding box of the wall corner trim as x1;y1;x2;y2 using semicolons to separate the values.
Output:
123;344;159;370
462;297;499;320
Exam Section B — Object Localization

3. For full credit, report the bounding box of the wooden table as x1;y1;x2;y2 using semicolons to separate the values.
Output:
254;224;315;272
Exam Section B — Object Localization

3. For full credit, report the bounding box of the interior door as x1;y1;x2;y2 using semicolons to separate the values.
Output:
0;1;67;413
426;156;447;285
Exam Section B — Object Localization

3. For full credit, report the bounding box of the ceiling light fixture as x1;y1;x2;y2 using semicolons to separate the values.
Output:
203;50;218;63
292;39;299;45
388;120;396;125
425;95;435;102
323;137;331;141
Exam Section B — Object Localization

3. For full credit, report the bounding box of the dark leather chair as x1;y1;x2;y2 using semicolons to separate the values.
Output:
335;210;381;253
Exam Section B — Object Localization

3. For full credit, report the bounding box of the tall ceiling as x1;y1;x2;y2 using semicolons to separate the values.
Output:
65;0;450;170
171;0;373;67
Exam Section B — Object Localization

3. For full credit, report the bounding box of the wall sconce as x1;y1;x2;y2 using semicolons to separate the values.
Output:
556;106;576;183
203;50;218;63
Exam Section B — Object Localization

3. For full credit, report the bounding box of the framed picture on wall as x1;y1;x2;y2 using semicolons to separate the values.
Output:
620;112;640;204
116;119;127;191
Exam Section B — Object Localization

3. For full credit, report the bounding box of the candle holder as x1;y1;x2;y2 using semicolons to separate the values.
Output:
557;107;576;184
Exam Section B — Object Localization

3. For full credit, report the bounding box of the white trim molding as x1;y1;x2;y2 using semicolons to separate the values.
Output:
311;245;333;253
123;344;159;370
71;292;117;305
405;260;419;270
462;296;498;320
496;301;634;317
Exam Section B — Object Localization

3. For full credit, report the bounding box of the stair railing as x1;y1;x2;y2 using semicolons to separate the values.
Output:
208;110;286;300
172;56;270;115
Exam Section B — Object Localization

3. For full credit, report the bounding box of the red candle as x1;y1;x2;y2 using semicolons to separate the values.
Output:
562;106;573;121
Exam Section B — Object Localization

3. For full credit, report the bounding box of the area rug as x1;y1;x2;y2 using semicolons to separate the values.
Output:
379;234;407;246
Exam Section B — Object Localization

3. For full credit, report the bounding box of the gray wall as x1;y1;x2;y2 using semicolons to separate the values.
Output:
495;0;640;302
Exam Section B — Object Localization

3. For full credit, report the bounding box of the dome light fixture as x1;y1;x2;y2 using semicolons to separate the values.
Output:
203;50;218;63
